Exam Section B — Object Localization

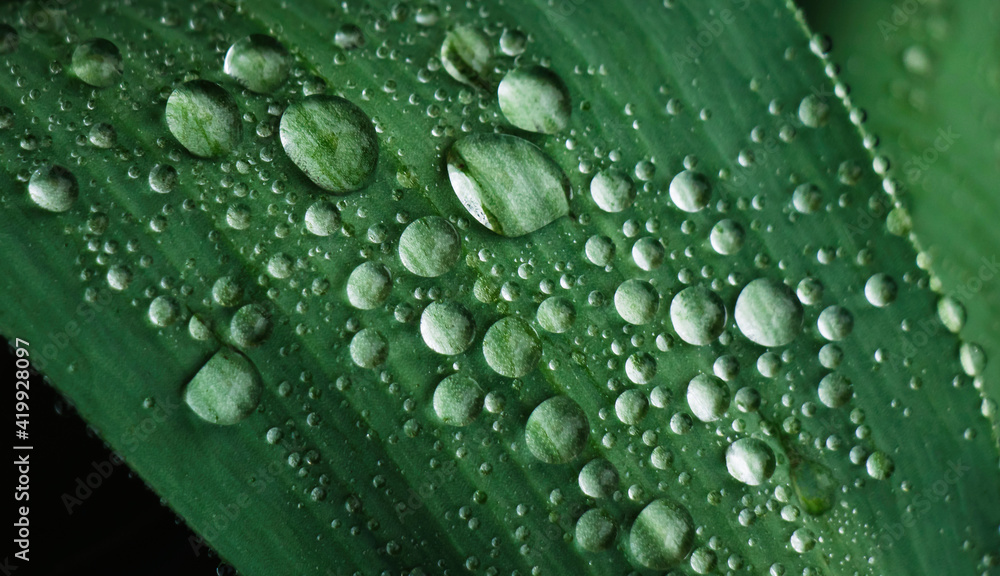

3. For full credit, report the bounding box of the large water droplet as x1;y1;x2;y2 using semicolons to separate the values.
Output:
629;499;695;569
670;286;726;346
212;276;243;307
817;372;852;408
735;278;803;347
224;34;290;93
71;38;123;87
725;438;776;485
669;170;711;213
575;509;617;552
578;458;619;499
230;304;272;347
166;80;241;158
350;328;388;368
420;301;476;355
536;297;575;333
440;24;492;88
279;95;379;193
148;296;181;327
615;389;649;424
398;216;461;277
686;374;730;422
525;396;589;463
590;168;635;213
710;219;745;255
432;374;483;426
28;165;78;212
482;316;541;378
304;200;341;236
614;279;659;325
346;262;392;309
149;164;178;194
184;348;261;425
497;65;571;134
798;94;830;128
864;273;898;307
817;305;854;341
447;133;569;237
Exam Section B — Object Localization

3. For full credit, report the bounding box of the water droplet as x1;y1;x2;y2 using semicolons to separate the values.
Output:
614;279;659;325
615;389;649;424
346;262;392;309
304;200;341;236
71;38;123;87
482;317;541;378
28;165;78;212
184;348;261;425
189;315;213;341
148;295;181;327
498;65;571;134
230;304;272;347
735;278;803;347
686;374;730;422
578;458;618;499
585;235;616;266
817;305;853;341
107;265;132;291
725;438;775;485
590;168;635;213
440;24;492;88
279;95;378;193
212;276;244;307
398;216;461;277
224;34;290;93
536;297;575;333
792;183;822;214
149;164;178;194
670;286;726;346
88;123;116;148
817;373;852;408
709;219;745;255
960;341;987;376
791;459;835;514
226;203;252;230
350;328;388;368
525;396;589;463
420;301;476;355
938;296;966;333
790;528;816;553
632;237;665;271
575;509;617;552
669;170;711;213
432;374;483;426
267;253;294;279
447;133;569;237
0;24;19;54
864;273;897;307
629;499;695;569
166;80;241;158
334;24;365;49
798;94;830;128
625;352;656;384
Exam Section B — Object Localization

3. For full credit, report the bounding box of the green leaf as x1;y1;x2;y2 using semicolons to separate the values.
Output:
1;0;997;575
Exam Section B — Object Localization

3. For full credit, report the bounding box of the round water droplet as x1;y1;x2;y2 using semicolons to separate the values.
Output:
498;65;571;134
420;301;476;355
226;204;251;230
525;396;589;463
590;168;636;213
334;24;365;49
432;374;483;426
585;235;616;266
148;295;181;327
866;451;894;480
817;372;852;408
440;24;492;88
189;315;212;341
482;317;541;378
629;499;695;569
790;528;816;553
107;265;132;291
398;216;461;277
710;219;744;255
669;170;711;213
735;278;803;347
670;286;726;346
614;280;659;325
792;183;822;214
576;509;617;552
625;352;656;384
579;459;619;499
725;438;776;485
686;374;730;422
166;80;241;158
88;123;116;148
185;348;261;425
149;164;178;193
212;276;243;307
350;328;388;368
864;273;897;307
346;262;392;310
817;305;853;341
798;94;830;128
447;133;569;237
28;165;78;212
224;34;290;93
499;28;528;56
279;95;379;193
231;304;272;347
615;389;649;425
536;297;575;333
304;200;341;236
71;38;123;87
632;237;665;271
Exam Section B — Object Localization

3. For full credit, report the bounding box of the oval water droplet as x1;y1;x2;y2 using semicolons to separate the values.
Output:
28;165;78;212
350;328;388;368
498;65;571;134
614;279;659;325
212;276;243;307
224;34;290;93
184;348;261;425
279;95;379;193
866;451;894;480
536;297;575;333
440;24;492;88
590;168;636;213
629;499;695;569
725;438;776;485
798;94;830;128
686;374;730;422
166;80;241;158
669;170;711;213
420;301;476;355
447;133;569;237
71;38;123;87
615;389;649;425
148;295;181;327
432;374;483;426
735;278;803;347
525;396;589;463
346;262;392;310
817;372;852;408
482;316;541;378
670;286;726;346
230;304;272;347
576;509;617;552
398;216;461;277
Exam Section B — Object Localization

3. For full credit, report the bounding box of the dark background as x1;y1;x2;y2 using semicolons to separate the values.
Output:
3;339;225;575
